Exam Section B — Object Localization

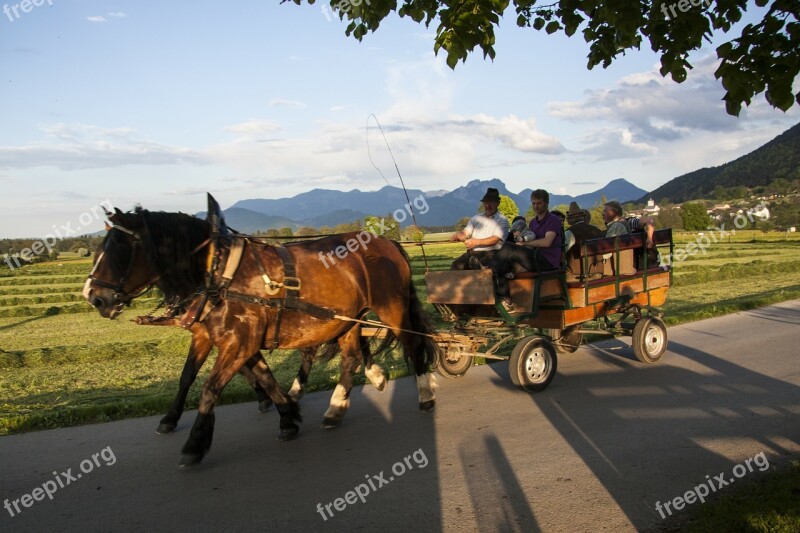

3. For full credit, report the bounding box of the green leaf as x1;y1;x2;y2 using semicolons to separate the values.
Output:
446;50;459;69
533;17;545;30
545;21;560;34
716;42;733;59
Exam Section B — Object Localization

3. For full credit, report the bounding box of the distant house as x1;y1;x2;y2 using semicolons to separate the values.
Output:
642;198;660;216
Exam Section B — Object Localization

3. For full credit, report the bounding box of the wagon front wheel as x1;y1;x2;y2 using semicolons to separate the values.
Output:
434;344;473;379
631;316;668;363
509;336;557;393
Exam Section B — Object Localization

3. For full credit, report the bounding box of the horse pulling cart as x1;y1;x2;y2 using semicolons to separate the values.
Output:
85;195;673;465
418;229;674;392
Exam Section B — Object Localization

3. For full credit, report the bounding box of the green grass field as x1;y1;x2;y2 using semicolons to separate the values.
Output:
1;231;799;435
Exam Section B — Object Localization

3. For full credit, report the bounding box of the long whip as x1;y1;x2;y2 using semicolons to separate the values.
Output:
365;114;430;271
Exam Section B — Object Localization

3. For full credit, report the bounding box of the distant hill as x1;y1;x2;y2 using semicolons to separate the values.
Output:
641;122;800;203
195;207;297;233
211;178;647;232
519;178;647;211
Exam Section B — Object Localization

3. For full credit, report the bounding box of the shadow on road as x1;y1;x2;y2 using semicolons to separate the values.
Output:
479;302;800;531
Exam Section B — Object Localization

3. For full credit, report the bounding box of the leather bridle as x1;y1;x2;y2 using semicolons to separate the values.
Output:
86;225;160;312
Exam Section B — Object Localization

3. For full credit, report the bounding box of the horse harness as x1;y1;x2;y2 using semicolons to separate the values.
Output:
180;237;337;350
87;224;164;311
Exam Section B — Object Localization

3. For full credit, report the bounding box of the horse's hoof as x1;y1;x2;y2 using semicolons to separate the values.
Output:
258;399;273;413
321;416;342;429
179;453;204;467
277;426;299;441
156;423;176;434
419;400;436;413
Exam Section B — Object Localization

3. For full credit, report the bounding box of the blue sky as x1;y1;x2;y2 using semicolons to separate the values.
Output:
0;0;797;238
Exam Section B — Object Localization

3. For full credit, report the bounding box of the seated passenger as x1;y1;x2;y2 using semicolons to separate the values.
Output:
551;209;566;224
564;202;603;253
508;216;535;243
563;202;605;280
627;215;656;249
450;187;509;270
488;189;562;312
627;215;658;268
602;200;631;237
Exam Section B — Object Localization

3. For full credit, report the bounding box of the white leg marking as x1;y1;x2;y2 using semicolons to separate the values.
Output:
417;372;438;403
323;384;350;420
288;377;304;401
365;363;387;391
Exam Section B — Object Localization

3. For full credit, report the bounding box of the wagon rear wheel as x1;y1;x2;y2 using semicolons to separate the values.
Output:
509;336;557;393
631;316;668;363
434;343;473;379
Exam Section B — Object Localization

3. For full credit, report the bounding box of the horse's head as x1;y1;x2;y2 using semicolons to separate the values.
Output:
83;209;158;319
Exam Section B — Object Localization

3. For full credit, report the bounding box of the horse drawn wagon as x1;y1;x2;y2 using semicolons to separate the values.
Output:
84;194;674;465
421;229;674;392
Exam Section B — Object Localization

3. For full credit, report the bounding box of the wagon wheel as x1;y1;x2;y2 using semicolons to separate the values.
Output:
509;336;558;393
548;326;583;354
434;342;474;379
631;316;668;363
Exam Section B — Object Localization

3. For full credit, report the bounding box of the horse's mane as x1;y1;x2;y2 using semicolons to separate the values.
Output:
135;207;209;301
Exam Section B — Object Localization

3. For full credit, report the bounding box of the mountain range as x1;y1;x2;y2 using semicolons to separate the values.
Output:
642;121;800;203
212;178;647;232
207;121;800;233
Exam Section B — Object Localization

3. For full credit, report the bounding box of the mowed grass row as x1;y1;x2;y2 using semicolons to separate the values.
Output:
0;236;799;435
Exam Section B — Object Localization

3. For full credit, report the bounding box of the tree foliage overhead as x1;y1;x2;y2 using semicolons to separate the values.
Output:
292;0;800;115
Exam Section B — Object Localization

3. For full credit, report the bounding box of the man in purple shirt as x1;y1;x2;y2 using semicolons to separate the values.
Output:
488;189;563;312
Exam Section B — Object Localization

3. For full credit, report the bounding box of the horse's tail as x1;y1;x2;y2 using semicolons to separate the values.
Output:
390;241;440;374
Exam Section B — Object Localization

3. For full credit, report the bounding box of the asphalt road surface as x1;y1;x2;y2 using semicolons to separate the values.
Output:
2;300;799;532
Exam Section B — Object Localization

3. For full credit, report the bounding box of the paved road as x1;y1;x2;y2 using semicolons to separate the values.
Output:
2;301;799;532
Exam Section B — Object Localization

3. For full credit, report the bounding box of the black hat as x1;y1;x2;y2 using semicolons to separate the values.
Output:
604;200;624;217
481;188;501;202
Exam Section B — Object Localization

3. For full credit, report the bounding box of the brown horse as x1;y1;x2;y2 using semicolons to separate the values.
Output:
84;207;439;466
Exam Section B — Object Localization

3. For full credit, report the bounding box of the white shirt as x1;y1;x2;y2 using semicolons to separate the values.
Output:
464;211;509;251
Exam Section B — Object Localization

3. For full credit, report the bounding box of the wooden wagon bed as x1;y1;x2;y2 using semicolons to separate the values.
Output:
425;229;673;329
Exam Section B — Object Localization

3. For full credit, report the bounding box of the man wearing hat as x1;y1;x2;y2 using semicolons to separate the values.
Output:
450;187;510;270
602;200;631;237
564;201;603;252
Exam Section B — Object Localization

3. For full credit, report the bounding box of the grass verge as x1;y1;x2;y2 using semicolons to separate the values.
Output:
653;460;800;532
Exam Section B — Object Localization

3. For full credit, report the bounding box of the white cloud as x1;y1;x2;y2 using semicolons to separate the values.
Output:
0;123;207;171
87;13;127;23
222;119;282;137
268;98;307;109
548;55;738;141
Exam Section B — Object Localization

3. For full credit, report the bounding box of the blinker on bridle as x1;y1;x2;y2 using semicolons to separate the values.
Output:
86;224;155;309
